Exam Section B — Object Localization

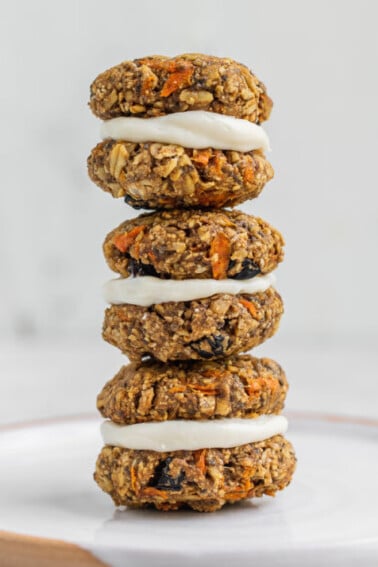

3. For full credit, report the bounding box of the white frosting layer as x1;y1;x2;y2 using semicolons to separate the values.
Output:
103;272;275;307
101;415;288;452
100;110;270;152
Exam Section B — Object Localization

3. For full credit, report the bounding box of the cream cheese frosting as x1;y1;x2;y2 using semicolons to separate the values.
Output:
100;110;270;152
101;415;288;452
103;272;275;307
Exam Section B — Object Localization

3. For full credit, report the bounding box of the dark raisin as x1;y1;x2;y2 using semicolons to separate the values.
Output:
229;259;261;280
190;340;214;359
127;257;159;277
124;195;149;210
150;457;185;492
190;334;225;358
192;347;214;359
206;335;225;355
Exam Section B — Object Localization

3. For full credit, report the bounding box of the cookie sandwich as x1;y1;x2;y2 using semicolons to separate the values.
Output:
102;208;284;362
88;54;274;209
95;355;296;511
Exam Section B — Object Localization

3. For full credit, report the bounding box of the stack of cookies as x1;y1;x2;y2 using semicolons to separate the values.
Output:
88;54;296;512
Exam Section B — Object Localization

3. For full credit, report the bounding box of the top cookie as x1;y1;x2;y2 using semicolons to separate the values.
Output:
89;53;272;123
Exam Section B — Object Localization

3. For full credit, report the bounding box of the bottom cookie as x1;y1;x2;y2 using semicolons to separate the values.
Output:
94;435;296;512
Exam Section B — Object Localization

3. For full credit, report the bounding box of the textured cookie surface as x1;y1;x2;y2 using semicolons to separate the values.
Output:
94;435;295;512
103;209;284;280
89;54;272;123
97;355;288;424
88;141;273;209
102;288;283;362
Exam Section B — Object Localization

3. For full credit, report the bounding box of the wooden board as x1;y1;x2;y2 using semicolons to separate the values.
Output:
0;531;107;567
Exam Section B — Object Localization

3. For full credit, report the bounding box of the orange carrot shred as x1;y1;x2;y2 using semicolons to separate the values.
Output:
224;471;252;500
196;192;228;208
169;385;186;394
148;250;157;263
243;166;255;183
239;298;259;319
113;225;146;253
246;380;263;396
141;487;168;499
224;490;248;501
194;449;207;474
210;233;231;279
190;384;217;395
211;151;226;176
201;369;225;379
192;149;212;166
249;376;278;396
160;63;194;97
141;75;156;95
130;465;138;493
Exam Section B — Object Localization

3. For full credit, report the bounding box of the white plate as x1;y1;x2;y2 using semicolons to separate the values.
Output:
0;413;377;567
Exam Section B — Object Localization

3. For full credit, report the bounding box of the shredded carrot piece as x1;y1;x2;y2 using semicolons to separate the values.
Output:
169;385;186;394
147;250;157;263
247;380;262;396
196;171;238;206
196;192;228;208
224;471;252;501
192;149;212;166
224;490;249;501
200;195;227;206
194;449;207;475
141;75;156;95
242;474;252;493
130;465;138;493
200;369;225;379
112;225;146;253
239;298;259;318
247;376;278;397
265;376;279;392
167;61;181;72
160;62;194;97
114;307;131;322
243;166;255;183
190;384;217;395
141;487;168;499
210;233;231;279
210;151;226;176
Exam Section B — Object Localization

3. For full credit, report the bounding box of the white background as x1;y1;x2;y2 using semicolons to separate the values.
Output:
0;0;377;422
